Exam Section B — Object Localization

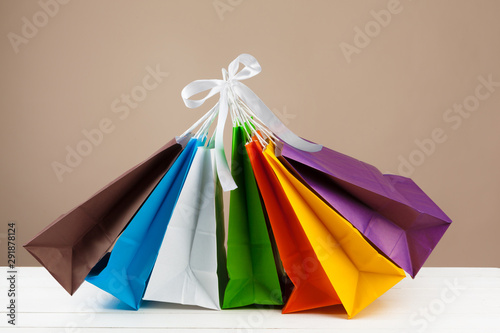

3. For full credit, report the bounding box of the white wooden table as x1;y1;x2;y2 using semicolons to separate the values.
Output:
1;267;499;332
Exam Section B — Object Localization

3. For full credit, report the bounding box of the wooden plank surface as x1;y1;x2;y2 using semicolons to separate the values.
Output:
1;267;499;332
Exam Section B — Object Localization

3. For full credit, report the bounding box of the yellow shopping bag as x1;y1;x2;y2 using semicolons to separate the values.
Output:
263;143;406;318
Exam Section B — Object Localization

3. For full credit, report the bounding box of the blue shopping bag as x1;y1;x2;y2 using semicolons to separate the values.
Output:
86;137;202;309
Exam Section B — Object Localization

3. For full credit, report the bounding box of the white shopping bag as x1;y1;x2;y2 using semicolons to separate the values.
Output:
143;145;227;309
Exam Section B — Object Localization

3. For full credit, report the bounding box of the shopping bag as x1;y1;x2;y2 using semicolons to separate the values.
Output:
143;144;228;310
86;137;202;309
281;142;452;277
24;137;188;295
246;138;341;313
264;142;406;318
223;125;283;308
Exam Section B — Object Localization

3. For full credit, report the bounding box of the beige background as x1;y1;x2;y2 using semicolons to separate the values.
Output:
1;0;499;268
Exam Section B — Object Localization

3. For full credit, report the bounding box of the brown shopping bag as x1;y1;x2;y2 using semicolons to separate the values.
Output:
24;136;189;294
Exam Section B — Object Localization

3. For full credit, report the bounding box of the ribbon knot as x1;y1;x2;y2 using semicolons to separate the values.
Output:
181;53;322;191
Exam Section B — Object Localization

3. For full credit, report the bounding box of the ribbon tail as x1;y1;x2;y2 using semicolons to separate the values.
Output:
234;83;322;153
215;90;237;191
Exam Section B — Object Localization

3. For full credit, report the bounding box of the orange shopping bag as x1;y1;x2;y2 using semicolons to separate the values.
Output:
246;138;341;313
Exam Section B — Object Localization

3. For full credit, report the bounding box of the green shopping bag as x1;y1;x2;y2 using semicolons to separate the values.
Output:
223;125;283;308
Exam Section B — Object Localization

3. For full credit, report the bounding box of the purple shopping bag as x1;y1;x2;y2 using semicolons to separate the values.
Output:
280;142;452;277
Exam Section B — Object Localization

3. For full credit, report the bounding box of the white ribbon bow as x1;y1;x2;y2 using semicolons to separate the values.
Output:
181;53;322;191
